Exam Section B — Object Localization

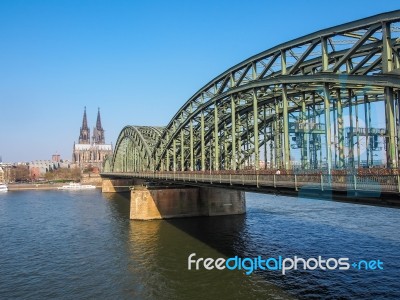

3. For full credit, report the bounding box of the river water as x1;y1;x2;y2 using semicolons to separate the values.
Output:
0;190;399;299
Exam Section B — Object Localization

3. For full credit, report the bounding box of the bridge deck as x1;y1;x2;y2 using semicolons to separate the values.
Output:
102;171;400;197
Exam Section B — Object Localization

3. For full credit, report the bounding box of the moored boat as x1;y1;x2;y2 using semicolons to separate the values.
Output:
0;184;8;192
57;182;96;190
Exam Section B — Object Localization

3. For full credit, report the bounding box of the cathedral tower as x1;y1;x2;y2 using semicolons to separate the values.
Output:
92;108;105;144
78;107;90;144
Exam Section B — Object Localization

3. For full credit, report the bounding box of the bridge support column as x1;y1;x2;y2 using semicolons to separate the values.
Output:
130;186;245;220
199;187;246;217
101;178;134;193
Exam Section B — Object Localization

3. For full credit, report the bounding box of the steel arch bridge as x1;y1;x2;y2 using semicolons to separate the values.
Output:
103;126;163;173
104;11;400;175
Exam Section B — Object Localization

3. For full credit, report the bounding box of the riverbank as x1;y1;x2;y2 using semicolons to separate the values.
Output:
7;183;101;191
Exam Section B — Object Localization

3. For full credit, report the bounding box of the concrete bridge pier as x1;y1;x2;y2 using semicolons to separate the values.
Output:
129;185;246;220
101;178;134;193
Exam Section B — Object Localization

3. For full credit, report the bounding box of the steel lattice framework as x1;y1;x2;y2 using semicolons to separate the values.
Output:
104;126;163;172
106;11;400;174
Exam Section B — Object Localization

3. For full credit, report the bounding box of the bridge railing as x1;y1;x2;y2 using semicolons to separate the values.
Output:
105;171;400;194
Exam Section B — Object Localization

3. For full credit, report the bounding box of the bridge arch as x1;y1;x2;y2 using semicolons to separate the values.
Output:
103;155;112;173
111;126;163;172
105;11;400;174
152;10;400;172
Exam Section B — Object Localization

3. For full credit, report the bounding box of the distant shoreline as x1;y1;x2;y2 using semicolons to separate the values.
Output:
7;183;101;191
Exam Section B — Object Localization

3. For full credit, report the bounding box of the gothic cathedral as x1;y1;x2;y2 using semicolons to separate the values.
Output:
72;107;113;171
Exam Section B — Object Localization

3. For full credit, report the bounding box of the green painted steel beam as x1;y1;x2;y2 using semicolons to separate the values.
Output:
181;129;184;171
274;100;280;169
336;89;345;168
231;96;237;170
323;83;332;174
173;139;176;171
214;102;219;170
253;91;259;170
282;85;290;169
190;119;194;171
201;110;205;171
385;86;398;168
301;93;308;169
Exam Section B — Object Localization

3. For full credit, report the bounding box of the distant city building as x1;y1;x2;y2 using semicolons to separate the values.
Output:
0;167;4;183
72;107;113;171
29;160;71;179
0;163;12;183
52;154;61;162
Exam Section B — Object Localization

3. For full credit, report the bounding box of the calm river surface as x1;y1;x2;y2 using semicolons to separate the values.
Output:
0;190;399;299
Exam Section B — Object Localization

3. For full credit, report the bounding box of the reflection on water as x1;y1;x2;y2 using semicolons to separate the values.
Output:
0;190;399;299
126;213;289;299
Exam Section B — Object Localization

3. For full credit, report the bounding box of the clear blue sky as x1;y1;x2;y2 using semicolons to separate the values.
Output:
0;0;399;162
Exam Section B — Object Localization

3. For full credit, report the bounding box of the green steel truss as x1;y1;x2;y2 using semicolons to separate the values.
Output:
109;126;163;172
107;11;400;173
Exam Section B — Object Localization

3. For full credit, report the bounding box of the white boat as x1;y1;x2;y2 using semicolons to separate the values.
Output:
57;182;96;190
0;184;8;192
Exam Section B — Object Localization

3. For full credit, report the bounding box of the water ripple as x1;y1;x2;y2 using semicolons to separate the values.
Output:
0;191;399;299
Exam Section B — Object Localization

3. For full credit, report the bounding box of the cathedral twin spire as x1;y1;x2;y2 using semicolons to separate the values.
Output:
78;107;90;144
93;108;105;144
78;107;105;144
